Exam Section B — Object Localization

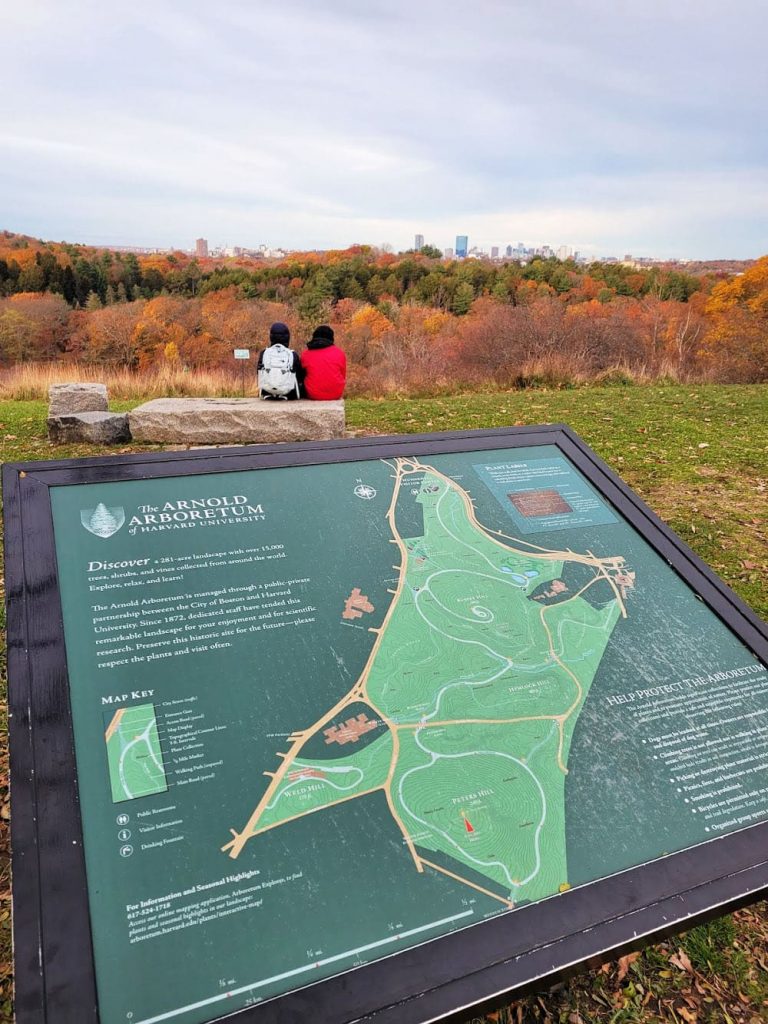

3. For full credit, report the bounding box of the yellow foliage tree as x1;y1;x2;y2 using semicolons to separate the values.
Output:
163;340;181;364
422;311;451;336
703;256;768;380
350;305;392;339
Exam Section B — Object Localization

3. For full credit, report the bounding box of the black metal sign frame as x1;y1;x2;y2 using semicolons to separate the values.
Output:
4;424;768;1024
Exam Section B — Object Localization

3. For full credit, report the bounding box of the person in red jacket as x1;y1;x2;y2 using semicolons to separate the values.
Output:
300;325;347;400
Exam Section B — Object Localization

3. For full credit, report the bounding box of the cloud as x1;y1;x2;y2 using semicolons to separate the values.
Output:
1;0;766;256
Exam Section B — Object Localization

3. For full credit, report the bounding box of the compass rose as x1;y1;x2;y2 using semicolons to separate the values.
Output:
354;484;377;500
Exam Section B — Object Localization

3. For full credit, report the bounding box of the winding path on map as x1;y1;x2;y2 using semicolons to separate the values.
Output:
222;457;630;906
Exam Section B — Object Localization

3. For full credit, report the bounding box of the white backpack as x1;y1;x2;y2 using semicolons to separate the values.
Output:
259;344;298;398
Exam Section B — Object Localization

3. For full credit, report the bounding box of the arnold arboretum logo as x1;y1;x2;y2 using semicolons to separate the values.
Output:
81;503;126;539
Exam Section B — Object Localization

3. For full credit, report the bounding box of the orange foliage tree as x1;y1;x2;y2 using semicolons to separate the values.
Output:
77;301;146;365
0;293;72;362
350;305;392;338
702;257;768;380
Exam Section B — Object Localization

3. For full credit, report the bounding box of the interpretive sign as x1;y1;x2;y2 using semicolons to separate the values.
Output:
4;425;768;1024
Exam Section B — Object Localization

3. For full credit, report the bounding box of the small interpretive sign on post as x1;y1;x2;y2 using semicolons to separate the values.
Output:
233;348;251;394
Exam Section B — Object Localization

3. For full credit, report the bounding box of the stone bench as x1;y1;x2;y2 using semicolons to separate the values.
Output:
48;411;130;444
47;382;130;444
49;382;108;416
128;398;345;444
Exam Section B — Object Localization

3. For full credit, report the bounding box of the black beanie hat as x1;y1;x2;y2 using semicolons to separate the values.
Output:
311;325;334;344
269;322;290;345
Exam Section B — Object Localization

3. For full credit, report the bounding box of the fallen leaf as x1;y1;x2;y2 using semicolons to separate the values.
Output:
617;951;641;982
670;949;694;973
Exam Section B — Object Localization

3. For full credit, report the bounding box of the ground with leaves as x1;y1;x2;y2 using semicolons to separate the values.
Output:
0;384;766;1023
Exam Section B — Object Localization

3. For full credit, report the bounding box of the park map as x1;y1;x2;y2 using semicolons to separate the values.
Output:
105;703;168;803
223;457;632;907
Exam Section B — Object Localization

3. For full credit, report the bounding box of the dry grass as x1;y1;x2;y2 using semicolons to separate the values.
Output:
0;359;698;403
0;362;250;401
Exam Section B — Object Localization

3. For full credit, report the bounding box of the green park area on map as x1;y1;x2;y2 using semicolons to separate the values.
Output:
104;703;168;803
223;457;631;907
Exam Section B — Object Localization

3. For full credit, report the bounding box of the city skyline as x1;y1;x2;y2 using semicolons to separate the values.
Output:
3;0;766;260
8;224;756;264
95;233;713;265
62;230;739;267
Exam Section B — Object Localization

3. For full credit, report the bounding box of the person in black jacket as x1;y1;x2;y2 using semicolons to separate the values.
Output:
256;322;304;399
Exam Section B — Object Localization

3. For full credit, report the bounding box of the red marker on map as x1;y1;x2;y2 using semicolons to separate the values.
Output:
461;812;475;834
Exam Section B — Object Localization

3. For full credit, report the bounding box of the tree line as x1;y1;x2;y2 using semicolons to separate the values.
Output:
0;233;766;388
0;233;703;313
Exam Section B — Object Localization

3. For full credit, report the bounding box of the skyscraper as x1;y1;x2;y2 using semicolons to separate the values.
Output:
491;246;499;259
414;233;424;250
195;238;209;258
455;235;468;258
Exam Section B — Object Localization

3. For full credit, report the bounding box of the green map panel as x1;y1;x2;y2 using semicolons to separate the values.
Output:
227;462;625;909
104;703;168;803
48;444;768;1024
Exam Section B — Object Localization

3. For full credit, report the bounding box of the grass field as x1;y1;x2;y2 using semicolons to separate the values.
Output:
0;384;766;1023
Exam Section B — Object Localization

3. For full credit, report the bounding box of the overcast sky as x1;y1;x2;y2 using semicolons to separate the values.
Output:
2;0;767;258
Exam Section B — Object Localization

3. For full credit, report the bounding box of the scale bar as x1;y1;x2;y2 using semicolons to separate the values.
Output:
135;909;474;1023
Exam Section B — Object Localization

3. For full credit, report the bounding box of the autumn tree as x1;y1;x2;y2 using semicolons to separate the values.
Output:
0;309;37;362
133;296;202;365
702;256;768;380
80;301;146;365
350;305;392;339
667;292;707;375
0;293;72;360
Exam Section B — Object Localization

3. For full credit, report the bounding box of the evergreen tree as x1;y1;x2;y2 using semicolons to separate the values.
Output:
88;503;120;537
124;253;141;294
17;264;45;292
451;281;475;316
62;266;77;304
383;273;401;297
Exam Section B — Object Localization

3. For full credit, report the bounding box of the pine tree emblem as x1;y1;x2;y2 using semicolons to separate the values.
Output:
80;502;126;538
